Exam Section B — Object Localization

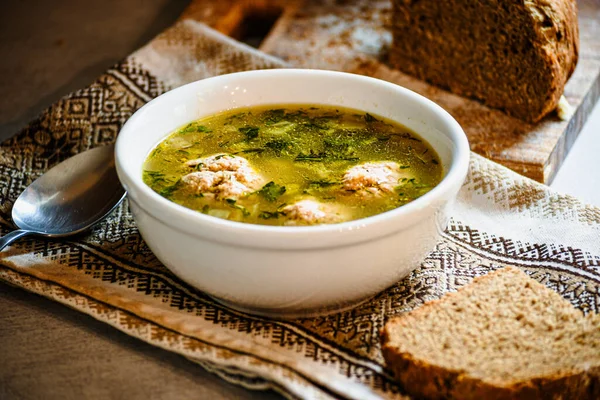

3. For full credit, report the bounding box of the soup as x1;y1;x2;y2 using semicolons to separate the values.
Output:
143;105;442;226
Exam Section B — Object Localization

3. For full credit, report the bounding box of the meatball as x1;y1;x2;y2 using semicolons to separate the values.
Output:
342;161;413;196
182;154;264;200
281;199;343;226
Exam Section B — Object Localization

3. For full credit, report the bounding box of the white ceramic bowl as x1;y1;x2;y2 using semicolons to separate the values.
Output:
115;69;469;318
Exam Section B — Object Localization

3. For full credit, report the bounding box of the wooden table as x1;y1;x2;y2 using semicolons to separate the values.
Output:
1;1;599;399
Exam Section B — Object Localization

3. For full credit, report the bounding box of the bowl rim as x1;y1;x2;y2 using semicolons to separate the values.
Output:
116;69;470;247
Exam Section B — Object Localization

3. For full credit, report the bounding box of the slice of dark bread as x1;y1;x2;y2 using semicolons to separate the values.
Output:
381;267;600;400
389;0;579;123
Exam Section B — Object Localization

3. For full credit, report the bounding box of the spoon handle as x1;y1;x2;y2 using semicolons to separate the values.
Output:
0;230;33;251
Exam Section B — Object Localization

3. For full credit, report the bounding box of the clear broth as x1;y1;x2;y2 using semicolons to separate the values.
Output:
143;105;443;226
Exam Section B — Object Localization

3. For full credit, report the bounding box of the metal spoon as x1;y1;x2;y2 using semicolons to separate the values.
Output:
0;144;126;251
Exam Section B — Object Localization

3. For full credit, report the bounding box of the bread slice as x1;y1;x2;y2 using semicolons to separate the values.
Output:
381;267;600;399
389;0;579;123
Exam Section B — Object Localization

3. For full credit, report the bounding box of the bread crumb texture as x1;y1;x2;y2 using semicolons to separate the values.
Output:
381;267;600;399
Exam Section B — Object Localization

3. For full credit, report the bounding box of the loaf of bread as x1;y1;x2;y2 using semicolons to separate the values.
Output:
389;0;579;123
381;267;600;399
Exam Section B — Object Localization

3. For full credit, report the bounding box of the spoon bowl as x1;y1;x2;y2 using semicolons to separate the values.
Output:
0;144;126;250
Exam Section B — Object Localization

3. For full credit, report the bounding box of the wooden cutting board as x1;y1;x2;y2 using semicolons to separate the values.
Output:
180;0;600;184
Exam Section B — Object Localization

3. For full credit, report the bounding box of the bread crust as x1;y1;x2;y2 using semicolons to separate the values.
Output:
529;0;579;121
389;0;579;123
382;341;600;400
380;268;600;399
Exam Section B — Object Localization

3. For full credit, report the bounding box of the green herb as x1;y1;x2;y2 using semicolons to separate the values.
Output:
238;206;251;217
196;125;212;133
364;113;379;122
308;180;341;187
225;198;250;216
323;139;360;161
201;205;210;214
257;181;286;202
285;110;308;119
159;180;181;199
234;148;264;154
225;112;248;123
259;210;284;220
265;139;290;153
239;126;259;140
391;132;422;142
295;138;360;162
295;150;359;162
264;109;285;125
295;151;326;162
323;139;350;153
302;122;327;130
144;170;164;179
144;171;167;185
179;123;195;133
432;159;439;165
314;114;340;123
179;123;212;134
150;147;162;157
414;152;428;164
399;165;410;169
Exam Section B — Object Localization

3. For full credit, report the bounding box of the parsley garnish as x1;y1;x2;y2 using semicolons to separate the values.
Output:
264;109;285;125
234;148;264;155
259;211;283;219
265;140;290;153
391;132;422;142
364;113;378;122
308;180;341;187
239;126;259;140
144;170;166;184
225;198;250;216
158;180;181;199
295;151;326;162
180;123;212;134
257;181;286;202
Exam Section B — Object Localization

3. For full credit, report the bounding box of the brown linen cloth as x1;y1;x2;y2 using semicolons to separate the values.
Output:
1;20;599;400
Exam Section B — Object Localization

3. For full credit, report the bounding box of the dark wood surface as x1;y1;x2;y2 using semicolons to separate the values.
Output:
0;1;279;398
0;282;277;400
